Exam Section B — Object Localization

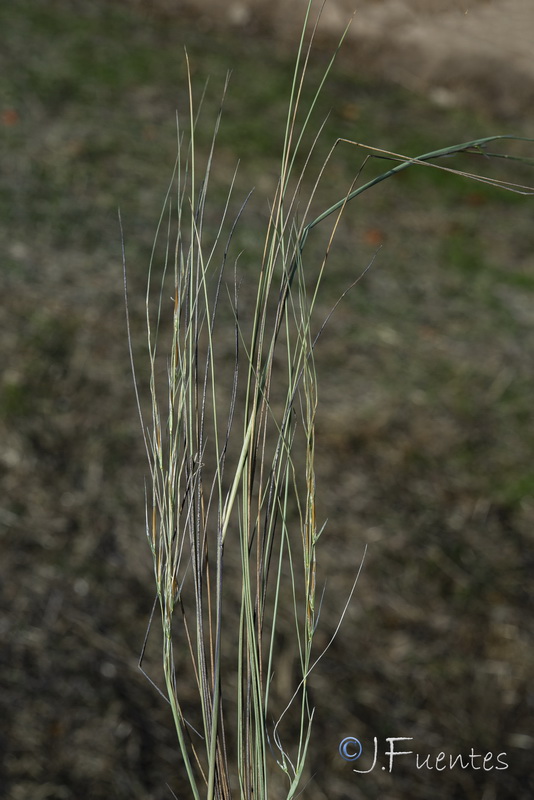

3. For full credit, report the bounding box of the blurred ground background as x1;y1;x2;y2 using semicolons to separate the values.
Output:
162;0;534;117
1;0;533;798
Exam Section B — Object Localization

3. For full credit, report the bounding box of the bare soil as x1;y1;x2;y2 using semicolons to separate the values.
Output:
135;0;534;116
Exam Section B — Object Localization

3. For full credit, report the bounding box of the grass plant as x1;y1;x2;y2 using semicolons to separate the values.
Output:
123;4;534;799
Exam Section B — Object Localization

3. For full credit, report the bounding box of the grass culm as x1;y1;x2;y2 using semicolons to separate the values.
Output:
124;3;534;799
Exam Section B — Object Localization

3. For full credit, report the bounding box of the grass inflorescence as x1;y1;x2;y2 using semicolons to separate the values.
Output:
124;4;534;799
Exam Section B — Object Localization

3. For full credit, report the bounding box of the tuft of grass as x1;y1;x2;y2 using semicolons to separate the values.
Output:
124;4;534;799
